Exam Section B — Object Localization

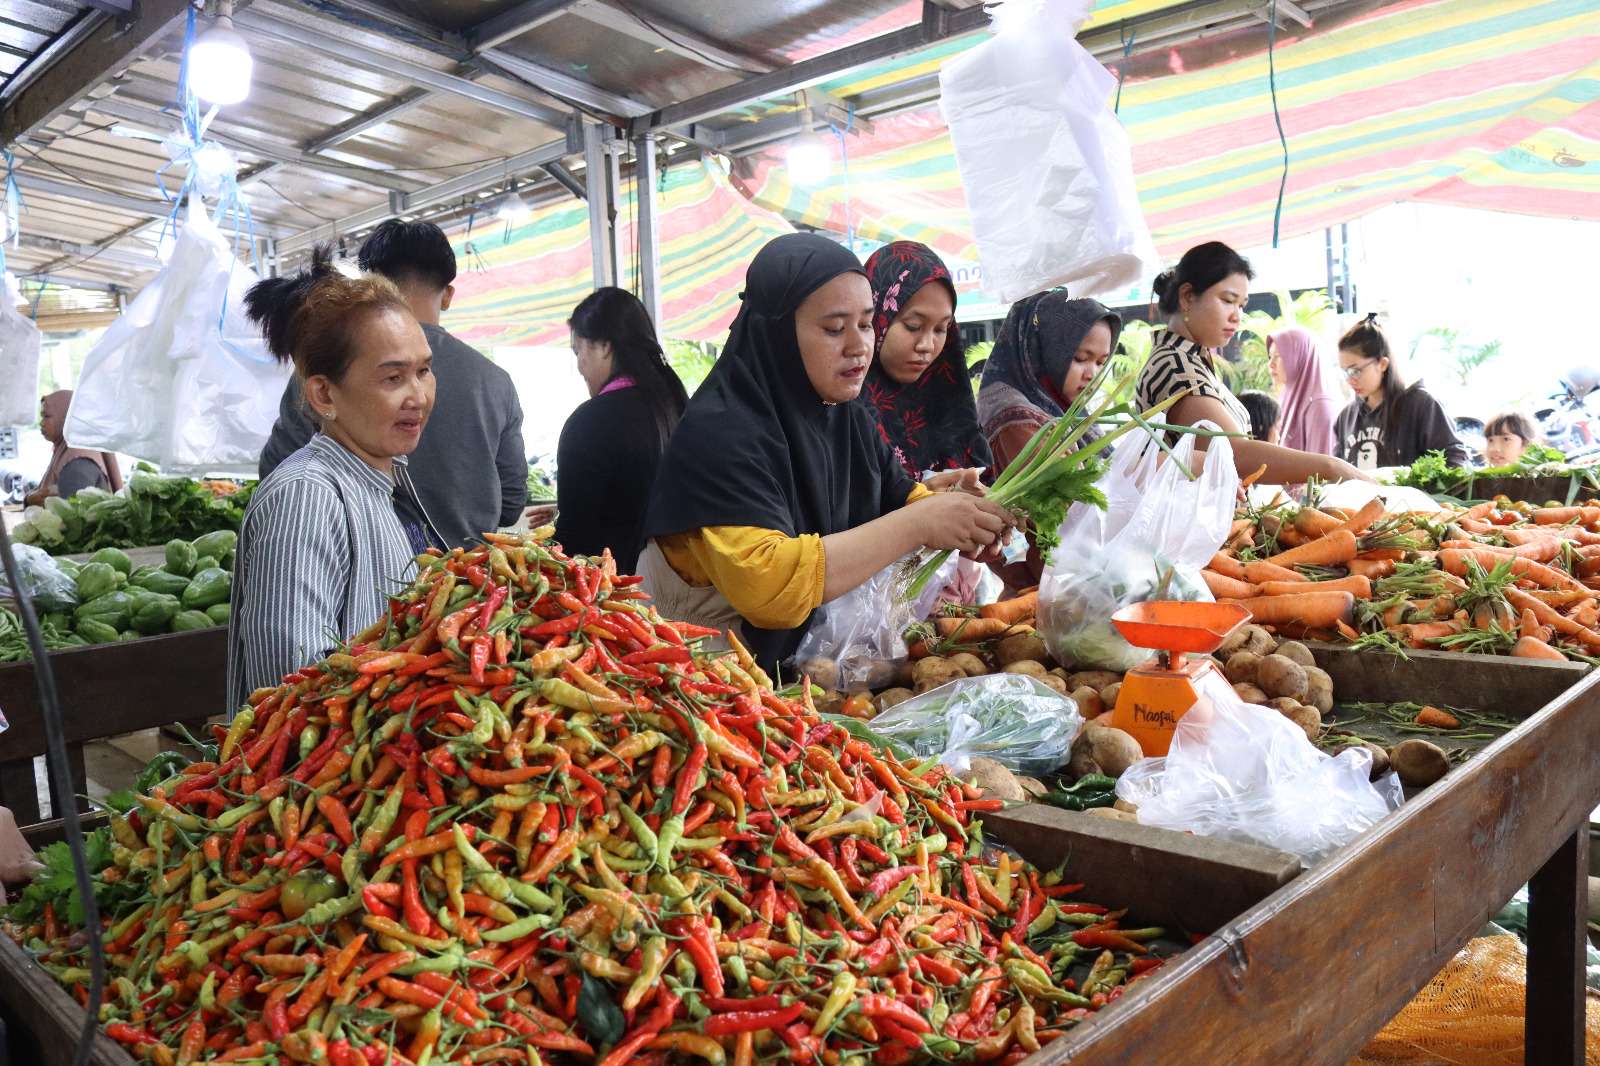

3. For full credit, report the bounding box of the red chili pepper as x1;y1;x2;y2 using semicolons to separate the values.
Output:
865;865;919;899
1072;929;1149;954
105;1022;158;1047
668;916;724;998
702;1001;805;1036
671;742;707;816
1130;957;1165;976
470;636;492;684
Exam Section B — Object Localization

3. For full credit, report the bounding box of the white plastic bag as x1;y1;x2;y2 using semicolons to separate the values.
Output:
793;553;957;691
1039;427;1238;671
63;201;289;475
867;674;1082;775
1115;671;1402;864
0;272;40;427
938;0;1157;300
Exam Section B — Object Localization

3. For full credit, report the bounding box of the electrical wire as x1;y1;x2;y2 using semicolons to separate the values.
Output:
257;177;336;222
1267;0;1289;247
0;519;105;1066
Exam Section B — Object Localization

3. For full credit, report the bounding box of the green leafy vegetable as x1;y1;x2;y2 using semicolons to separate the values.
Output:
11;469;255;556
3;830;115;926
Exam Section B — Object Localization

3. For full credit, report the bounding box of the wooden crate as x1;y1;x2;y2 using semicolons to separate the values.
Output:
1306;641;1589;712
0;626;227;824
1447;474;1600;504
0;935;129;1066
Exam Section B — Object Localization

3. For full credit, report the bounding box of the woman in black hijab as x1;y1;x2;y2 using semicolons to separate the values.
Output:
637;233;1012;669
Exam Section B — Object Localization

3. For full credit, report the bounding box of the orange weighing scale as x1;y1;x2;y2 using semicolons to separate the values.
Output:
1107;600;1252;756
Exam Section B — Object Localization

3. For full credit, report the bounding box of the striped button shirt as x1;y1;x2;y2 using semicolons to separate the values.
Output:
1135;327;1252;433
225;434;420;712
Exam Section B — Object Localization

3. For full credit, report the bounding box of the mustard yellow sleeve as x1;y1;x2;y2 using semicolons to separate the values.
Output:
656;526;825;630
906;483;933;504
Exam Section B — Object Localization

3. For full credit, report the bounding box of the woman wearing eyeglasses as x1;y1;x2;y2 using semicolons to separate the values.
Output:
1334;315;1466;471
1136;241;1368;484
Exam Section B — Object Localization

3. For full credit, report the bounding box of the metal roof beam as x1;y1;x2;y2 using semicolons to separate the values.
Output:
16;231;160;271
0;0;186;142
14;170;170;219
567;1;776;74
466;0;582;51
474;51;647;118
87;97;422;194
275;126;581;256
14;271;125;293
236;11;572;129
630;1;989;134
304;88;439;153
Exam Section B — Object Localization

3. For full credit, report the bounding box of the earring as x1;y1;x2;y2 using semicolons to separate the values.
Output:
323;410;337;422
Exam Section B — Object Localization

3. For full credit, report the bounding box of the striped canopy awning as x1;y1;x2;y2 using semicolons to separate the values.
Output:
444;160;793;347
734;0;1600;267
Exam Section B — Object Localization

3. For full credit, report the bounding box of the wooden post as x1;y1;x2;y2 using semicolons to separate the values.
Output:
1526;828;1588;1065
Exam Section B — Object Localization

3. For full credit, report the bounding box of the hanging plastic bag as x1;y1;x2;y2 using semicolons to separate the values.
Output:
938;0;1157;301
866;674;1082;775
0;272;40;427
63;200;289;476
1115;670;1401;864
1039;427;1238;671
793;552;958;692
0;544;79;612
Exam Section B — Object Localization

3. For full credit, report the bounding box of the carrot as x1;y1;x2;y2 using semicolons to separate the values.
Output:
1512;635;1568;661
1263;529;1358;569
1527;590;1591;608
1438;547;1583;592
1293;507;1343;538
1414;705;1460;729
979;591;1037;624
1518;609;1546;641
1505;587;1600;649
1208;553;1248;581
1242;560;1306;585
1335;619;1362;641
933;616;1018;640
1531;506;1600;526
1239;464;1268;488
1219;591;1355;628
1401;620;1465;648
1439;538;1562;564
1335;498;1386;536
1347;558;1396;580
1202;570;1260;599
1461;501;1496;521
1258;574;1371;599
1354;548;1405;562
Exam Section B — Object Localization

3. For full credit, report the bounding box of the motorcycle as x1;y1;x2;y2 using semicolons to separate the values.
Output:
1535;369;1600;462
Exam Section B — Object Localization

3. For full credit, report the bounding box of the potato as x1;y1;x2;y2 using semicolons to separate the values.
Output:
1050;667;1074;684
1099;681;1122;709
1355;740;1391;780
995;632;1048;667
1256;655;1309;702
1038;675;1069;695
1018;776;1049;799
1390;739;1449;788
814;690;845;715
1087;806;1136;822
1068;671;1122;693
947;652;989;678
912;656;962;689
965;757;1027;802
1268;697;1302;715
1233;683;1269;705
1069;724;1144;779
875;687;914;713
1283;704;1321;742
1274;640;1316;669
1223;651;1263;686
798;657;839;693
1303;667;1334;715
1113;798;1138;814
1219;623;1275;658
1002;660;1050;679
914;678;945;695
1069;685;1104;719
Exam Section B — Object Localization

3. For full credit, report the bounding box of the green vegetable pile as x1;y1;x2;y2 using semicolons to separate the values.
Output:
526;459;556;501
1389;446;1598;501
14;533;236;660
0;604;84;662
12;469;254;555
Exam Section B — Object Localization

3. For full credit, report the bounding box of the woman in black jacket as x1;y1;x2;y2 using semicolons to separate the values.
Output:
550;288;689;572
1335;314;1467;471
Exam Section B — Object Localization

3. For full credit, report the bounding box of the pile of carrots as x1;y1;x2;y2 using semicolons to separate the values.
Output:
1204;497;1600;662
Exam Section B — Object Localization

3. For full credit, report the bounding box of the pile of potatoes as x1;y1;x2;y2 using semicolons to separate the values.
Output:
1217;624;1334;743
871;631;1131;721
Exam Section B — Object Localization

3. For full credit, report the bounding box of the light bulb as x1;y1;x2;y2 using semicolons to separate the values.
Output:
190;19;253;106
785;137;831;187
496;192;532;223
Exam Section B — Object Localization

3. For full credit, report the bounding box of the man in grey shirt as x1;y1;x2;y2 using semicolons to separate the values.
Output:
258;220;526;548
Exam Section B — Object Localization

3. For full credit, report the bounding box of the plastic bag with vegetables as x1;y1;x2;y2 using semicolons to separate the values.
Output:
1039;426;1237;671
0;544;81;613
793;551;958;692
865;673;1082;775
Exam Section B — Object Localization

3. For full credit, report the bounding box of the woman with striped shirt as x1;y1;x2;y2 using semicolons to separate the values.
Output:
227;249;443;710
1135;241;1367;486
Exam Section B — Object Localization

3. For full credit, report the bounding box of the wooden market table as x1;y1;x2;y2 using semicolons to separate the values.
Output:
0;644;1596;1065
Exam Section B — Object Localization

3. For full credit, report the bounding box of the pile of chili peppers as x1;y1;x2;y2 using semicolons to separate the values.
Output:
11;530;1172;1065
